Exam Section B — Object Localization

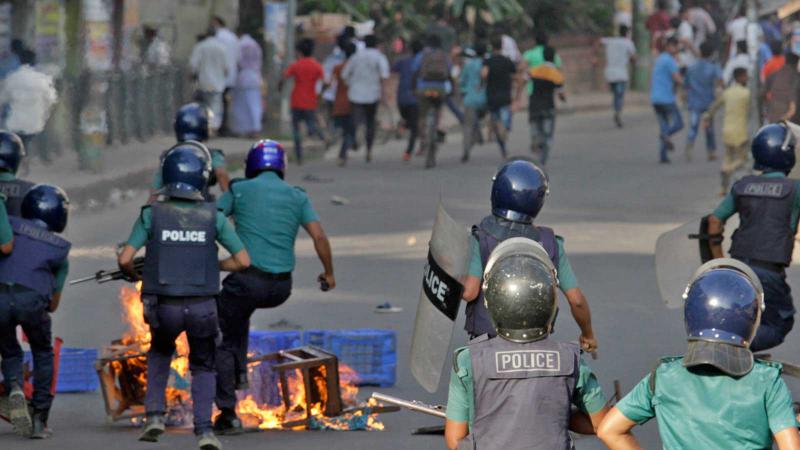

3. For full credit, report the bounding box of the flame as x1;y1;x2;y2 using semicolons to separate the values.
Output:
117;283;193;423
118;284;382;431
232;362;384;431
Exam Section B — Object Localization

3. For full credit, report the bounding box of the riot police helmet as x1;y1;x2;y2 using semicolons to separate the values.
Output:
0;131;25;175
751;123;796;174
160;143;211;201
682;258;764;376
21;184;70;233
490;159;549;224
482;237;558;343
174;103;212;142
245;139;287;179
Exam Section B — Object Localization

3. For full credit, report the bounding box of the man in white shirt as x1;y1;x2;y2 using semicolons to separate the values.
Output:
341;34;389;162
677;7;697;69
727;8;748;59
723;40;752;85
189;33;229;131
599;25;637;128
211;16;239;134
688;3;716;48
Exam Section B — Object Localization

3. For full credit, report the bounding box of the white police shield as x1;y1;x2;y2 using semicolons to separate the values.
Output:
410;202;472;393
655;216;739;308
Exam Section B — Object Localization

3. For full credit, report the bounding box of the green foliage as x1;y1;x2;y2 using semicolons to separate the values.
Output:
524;0;614;35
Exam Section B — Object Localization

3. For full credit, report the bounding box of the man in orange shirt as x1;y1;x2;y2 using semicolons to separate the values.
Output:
762;40;785;82
282;38;327;164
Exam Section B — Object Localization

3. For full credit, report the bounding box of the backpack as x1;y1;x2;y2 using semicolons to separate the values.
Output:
419;49;450;81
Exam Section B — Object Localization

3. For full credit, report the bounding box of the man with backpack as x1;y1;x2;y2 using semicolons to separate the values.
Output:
414;34;452;168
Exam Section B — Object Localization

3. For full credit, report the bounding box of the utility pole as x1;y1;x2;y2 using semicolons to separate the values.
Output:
281;0;296;135
631;0;650;90
745;0;760;133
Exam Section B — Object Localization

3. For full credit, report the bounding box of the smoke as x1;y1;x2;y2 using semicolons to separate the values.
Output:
0;65;58;135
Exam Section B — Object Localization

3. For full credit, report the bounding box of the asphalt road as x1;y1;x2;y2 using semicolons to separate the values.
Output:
3;104;800;450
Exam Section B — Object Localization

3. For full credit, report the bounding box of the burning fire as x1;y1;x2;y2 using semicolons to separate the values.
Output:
115;283;383;431
116;282;193;424
234;363;384;431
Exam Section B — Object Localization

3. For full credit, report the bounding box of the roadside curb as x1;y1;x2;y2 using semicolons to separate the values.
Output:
66;142;327;213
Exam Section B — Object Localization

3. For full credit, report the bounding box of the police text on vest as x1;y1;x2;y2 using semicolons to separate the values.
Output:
744;183;784;197
161;230;207;243
495;350;561;373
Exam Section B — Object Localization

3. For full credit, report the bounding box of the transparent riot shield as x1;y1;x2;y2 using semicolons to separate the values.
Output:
410;202;471;393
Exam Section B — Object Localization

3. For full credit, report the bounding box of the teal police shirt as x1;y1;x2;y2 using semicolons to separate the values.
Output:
446;346;606;428
125;199;244;255
217;172;320;274
713;172;800;231
467;235;578;291
616;357;799;450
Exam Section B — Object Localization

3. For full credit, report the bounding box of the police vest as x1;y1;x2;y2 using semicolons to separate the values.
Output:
729;175;797;266
0;178;34;217
0;216;70;298
466;215;559;337
467;335;578;450
142;202;219;297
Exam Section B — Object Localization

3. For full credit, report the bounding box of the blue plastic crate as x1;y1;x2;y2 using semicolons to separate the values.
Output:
248;330;302;356
240;330;302;407
21;348;98;393
303;329;396;387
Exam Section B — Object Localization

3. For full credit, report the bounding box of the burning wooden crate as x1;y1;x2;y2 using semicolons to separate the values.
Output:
95;340;192;425
235;346;398;431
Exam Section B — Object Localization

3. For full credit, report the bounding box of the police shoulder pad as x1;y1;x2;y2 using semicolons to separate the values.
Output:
210;148;225;157
659;355;682;365
229;178;246;189
293;185;307;193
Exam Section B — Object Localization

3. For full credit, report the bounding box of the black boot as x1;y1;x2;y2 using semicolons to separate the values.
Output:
30;410;51;439
213;408;243;435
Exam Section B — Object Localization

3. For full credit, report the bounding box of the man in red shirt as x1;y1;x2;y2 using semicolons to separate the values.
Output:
761;40;785;82
282;38;326;164
646;0;672;53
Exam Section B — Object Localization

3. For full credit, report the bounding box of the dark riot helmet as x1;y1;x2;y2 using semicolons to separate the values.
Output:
751;122;796;174
21;184;70;233
483;237;558;343
490;159;549;224
682;258;764;376
174;103;212;142
0;131;25;174
159;143;212;201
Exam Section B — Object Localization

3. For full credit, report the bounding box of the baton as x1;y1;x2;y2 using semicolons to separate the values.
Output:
370;392;446;419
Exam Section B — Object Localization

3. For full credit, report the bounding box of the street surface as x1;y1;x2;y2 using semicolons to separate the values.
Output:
3;104;800;449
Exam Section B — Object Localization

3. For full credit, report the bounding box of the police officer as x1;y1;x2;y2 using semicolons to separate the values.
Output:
0;185;69;439
0;130;34;216
445;238;607;450
707;123;800;351
117;144;250;450
598;259;800;450
462;158;598;352
212;140;334;434
149;103;231;202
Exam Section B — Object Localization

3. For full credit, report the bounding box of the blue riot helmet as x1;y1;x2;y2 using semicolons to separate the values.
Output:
0;130;25;174
682;258;764;376
245;140;287;179
21;184;70;233
174;103;212;142
160;144;211;201
751;123;796;174
490;159;549;223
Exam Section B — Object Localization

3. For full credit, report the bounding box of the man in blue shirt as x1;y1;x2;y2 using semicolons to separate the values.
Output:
392;39;423;161
213;140;335;434
685;42;722;162
460;42;487;162
651;37;684;163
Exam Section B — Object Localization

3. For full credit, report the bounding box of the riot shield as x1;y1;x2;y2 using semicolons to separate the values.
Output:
655;216;738;308
410;202;471;393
